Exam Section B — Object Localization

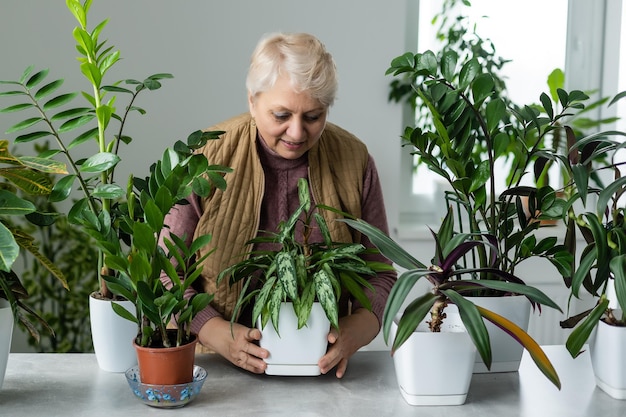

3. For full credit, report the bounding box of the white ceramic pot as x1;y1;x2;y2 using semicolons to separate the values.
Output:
89;294;138;372
0;299;13;389
589;313;626;399
467;294;531;373
258;302;330;376
390;306;476;406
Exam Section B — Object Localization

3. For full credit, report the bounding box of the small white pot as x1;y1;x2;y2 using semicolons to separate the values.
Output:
89;294;138;372
258;302;330;376
390;306;476;406
589;313;626;400
467;294;531;373
0;299;13;389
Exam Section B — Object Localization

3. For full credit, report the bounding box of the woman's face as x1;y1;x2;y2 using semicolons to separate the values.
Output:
248;75;327;160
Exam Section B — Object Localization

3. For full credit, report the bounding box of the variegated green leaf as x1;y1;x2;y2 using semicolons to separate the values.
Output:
314;269;338;328
276;251;298;300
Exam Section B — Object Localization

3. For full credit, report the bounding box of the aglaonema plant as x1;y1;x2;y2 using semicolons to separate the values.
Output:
339;208;562;389
218;178;393;334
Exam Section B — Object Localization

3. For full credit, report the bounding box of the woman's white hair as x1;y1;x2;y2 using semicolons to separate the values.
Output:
246;32;338;107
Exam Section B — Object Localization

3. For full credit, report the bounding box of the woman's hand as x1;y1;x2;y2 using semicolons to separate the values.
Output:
198;316;269;374
318;308;379;378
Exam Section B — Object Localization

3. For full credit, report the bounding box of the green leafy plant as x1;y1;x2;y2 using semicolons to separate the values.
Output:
340;209;562;389
0;0;175;301
83;130;231;348
559;91;626;357
386;48;582;283
218;178;393;333
0;139;69;341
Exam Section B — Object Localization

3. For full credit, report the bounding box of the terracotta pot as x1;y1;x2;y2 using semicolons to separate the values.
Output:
134;332;197;385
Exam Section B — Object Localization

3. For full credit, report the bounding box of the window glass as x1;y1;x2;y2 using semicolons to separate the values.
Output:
412;1;568;195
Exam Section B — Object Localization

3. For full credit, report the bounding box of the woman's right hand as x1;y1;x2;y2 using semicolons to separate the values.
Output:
198;316;269;374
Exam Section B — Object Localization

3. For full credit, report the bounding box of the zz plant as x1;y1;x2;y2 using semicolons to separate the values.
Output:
83;130;231;348
218;178;393;333
386;49;579;282
0;0;175;300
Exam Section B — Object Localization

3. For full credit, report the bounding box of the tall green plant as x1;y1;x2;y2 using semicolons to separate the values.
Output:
387;50;576;281
0;0;173;299
218;178;393;333
559;91;626;357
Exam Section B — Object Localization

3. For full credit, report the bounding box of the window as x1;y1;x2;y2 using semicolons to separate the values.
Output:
399;0;624;234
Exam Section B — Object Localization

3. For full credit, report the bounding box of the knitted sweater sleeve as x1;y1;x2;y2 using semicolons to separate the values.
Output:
351;155;398;328
158;196;222;334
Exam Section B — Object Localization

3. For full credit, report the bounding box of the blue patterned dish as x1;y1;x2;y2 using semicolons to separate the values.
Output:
125;365;207;408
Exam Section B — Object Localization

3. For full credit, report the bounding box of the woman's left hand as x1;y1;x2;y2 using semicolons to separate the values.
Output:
317;308;379;378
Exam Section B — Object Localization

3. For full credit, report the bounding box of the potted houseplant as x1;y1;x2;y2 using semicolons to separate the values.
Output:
0;141;69;387
218;178;393;376
559;90;626;399
81;128;229;386
340;208;562;405
385;47;582;372
0;0;180;371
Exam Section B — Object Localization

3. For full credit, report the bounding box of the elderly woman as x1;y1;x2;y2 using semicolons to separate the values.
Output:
160;32;396;378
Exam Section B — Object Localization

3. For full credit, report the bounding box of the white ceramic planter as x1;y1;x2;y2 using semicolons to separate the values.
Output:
258;302;330;376
89;295;138;372
468;294;531;373
0;299;13;389
589;313;626;399
390;307;476;406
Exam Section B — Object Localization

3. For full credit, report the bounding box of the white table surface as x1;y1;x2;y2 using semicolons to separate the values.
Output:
1;345;624;417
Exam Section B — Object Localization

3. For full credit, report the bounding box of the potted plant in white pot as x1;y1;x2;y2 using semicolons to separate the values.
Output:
385;47;585;373
340;208;562;405
218;178;393;376
0;141;68;388
559;90;626;400
0;0;177;372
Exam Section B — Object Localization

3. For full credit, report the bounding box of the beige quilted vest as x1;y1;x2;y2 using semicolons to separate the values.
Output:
194;113;368;320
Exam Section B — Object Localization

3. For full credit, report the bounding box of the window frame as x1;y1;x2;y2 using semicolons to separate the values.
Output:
397;0;624;238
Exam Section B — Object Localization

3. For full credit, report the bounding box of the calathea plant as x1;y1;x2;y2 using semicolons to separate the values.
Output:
340;209;562;389
218;178;393;333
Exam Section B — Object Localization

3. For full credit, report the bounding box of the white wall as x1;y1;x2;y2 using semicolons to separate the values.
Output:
1;0;412;351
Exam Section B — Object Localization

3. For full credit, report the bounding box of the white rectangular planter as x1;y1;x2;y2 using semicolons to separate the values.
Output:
390;307;476;406
0;299;13;389
258;302;330;376
590;313;626;400
468;295;531;373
